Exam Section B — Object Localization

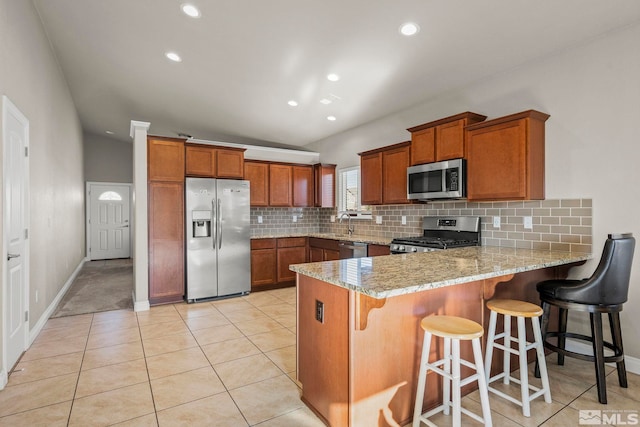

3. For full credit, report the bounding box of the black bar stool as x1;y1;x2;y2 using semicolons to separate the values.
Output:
534;233;635;404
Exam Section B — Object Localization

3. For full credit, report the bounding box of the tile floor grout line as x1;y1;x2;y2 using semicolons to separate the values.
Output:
136;306;162;427
66;312;95;426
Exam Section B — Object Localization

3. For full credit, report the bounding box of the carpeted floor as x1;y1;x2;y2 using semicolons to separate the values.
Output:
50;258;133;318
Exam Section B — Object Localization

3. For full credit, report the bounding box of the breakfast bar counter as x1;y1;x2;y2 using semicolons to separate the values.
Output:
290;248;590;427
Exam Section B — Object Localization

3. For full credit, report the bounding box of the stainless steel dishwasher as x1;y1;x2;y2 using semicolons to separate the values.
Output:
338;241;368;259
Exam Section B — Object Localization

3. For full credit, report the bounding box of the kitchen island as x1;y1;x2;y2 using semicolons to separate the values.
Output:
290;247;590;427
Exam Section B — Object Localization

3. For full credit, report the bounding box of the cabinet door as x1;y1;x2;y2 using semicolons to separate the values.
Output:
185;145;216;177
244;161;269;206
324;249;340;261
360;152;383;205
251;248;277;287
309;247;323;262
314;164;336;208
435;119;465;161
382;146;410;204
269;164;293;206
293;165;314;207
216;148;244;178
148;182;184;303
410;127;436;166
368;244;390;257
467;119;528;200
277;246;307;282
148;138;185;182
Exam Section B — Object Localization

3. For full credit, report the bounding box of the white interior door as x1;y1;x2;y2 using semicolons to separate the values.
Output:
88;183;131;260
3;96;29;373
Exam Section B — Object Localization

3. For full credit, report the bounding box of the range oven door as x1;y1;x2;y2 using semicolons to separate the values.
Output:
407;158;465;200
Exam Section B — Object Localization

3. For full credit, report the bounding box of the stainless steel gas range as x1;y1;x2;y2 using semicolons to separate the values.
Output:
390;216;481;254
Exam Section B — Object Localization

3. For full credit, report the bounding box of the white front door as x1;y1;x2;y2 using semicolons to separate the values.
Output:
3;96;29;373
88;183;131;260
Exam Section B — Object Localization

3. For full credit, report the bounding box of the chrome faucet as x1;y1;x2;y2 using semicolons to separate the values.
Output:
339;212;354;236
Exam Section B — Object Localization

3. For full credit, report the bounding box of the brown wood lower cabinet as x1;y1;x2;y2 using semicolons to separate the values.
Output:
367;244;390;257
308;237;340;261
250;239;277;289
251;237;307;291
277;237;307;283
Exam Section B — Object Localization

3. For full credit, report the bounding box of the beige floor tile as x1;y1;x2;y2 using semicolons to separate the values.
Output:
254;406;325;427
151;366;225;411
0;373;77;417
82;340;144;370
140;320;190;340
601;369;640;402
146;347;210;380
43;314;93;329
258;303;296;318
540;406;582;426
90;316;139;334
510;363;594;405
248;327;296;352
234;317;286;336
142;331;198;357
75;358;149;398
174;302;219;319
268;287;296;301
543;353;613;385
92;309;137;323
190;323;243;346
112;413;158;426
568;382;640;412
86;326;141;350
156;393;248;427
245;292;282;307
69;382;155;426
8;352;83;386
222;307;270;323
419;395;519;427
136;309;182;326
265;345;296;373
183;312;230;330
0;401;72;427
270;312;297;328
214;353;282;390
229;374;304;425
201;336;261;364
211;299;254;314
21;335;88;362
34;322;91;343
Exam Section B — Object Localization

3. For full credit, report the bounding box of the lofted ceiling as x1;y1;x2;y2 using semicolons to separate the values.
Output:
33;0;640;148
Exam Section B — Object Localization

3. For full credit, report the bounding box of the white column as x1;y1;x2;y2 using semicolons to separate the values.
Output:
130;120;151;311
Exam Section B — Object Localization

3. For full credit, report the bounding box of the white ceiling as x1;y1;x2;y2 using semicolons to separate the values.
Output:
34;0;640;148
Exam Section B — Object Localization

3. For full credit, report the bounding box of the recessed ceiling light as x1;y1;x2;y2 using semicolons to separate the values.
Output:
399;22;420;36
327;116;337;121
327;73;340;82
105;130;114;135
320;98;332;105
287;100;298;107
165;52;182;62
181;3;201;18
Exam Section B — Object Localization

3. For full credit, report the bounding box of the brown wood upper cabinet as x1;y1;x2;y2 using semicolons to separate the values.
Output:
408;112;487;165
269;164;293;206
148;137;185;181
359;141;410;205
185;144;245;179
293;165;313;207
466;110;549;201
314;163;336;208
244;161;269;207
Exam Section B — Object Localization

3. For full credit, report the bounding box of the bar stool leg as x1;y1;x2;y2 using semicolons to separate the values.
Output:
484;310;497;383
535;302;551;379
558;307;568;366
503;314;511;385
517;316;531;417
412;331;432;427
531;314;552;403
591;312;608;404
472;337;493;427
443;337;451;416
451;339;461;427
609;312;628;388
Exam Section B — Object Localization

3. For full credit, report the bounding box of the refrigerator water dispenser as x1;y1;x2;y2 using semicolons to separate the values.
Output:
192;210;211;237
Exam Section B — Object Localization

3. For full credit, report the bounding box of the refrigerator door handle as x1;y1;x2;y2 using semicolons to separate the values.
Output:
217;198;222;249
212;199;217;250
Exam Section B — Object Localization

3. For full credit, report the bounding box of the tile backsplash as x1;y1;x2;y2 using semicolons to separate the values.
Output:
251;198;592;253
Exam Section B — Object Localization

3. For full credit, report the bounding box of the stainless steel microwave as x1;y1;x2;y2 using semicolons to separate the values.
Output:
407;158;466;200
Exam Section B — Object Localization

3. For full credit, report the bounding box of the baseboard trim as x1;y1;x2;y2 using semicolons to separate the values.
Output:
0;369;7;390
565;339;640;375
133;291;150;312
29;257;88;345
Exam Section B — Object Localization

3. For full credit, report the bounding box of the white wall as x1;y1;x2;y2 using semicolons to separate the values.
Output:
0;0;85;370
84;132;133;183
307;23;640;358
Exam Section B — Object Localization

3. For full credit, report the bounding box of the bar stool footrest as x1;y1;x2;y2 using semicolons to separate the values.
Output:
544;332;624;363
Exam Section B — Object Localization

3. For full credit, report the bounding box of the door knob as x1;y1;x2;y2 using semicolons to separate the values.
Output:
7;253;20;260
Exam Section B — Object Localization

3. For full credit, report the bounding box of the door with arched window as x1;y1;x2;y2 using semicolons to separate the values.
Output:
87;182;131;260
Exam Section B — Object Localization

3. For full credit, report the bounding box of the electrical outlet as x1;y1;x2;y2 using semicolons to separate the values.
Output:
493;216;501;228
292;215;297;223
257;215;263;224
376;216;382;224
315;300;324;323
524;216;533;230
401;216;407;225
330;215;336;223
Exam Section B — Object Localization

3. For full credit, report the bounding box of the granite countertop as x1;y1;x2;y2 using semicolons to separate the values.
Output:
251;233;392;246
289;246;591;299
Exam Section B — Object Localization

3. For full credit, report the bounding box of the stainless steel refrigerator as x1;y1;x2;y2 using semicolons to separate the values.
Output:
185;177;250;302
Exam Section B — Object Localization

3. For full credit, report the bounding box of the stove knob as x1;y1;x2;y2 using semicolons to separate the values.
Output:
411;247;417;252
391;245;398;251
399;246;405;252
423;248;430;252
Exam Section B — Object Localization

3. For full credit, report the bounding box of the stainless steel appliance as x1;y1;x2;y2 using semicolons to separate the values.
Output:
390;216;480;254
185;177;250;302
338;241;368;259
407;158;466;200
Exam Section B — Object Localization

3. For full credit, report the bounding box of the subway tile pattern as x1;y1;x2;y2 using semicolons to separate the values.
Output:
252;199;592;253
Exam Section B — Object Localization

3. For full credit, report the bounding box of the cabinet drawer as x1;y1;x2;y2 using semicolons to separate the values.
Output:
309;237;340;252
251;238;276;250
277;237;307;248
